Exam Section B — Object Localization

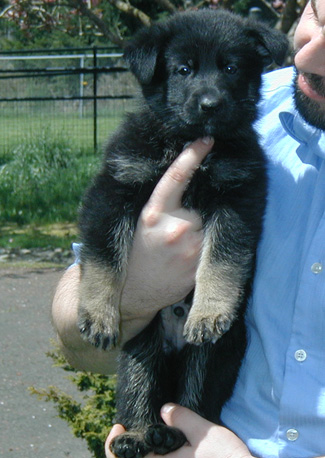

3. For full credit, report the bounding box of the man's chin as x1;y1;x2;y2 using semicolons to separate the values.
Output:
294;71;325;131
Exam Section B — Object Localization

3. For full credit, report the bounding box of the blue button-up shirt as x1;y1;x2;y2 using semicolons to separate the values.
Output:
221;66;325;458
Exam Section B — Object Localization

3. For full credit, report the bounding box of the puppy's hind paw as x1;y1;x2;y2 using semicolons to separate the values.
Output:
109;426;187;458
78;310;119;350
145;424;187;455
110;432;151;458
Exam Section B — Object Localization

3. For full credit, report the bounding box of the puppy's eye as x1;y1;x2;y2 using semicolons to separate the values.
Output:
178;65;191;76
224;64;238;75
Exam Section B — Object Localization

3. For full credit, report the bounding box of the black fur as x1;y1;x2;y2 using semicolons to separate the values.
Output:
112;297;248;457
78;9;288;457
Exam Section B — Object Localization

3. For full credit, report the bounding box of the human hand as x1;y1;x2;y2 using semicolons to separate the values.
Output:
105;403;253;458
120;138;214;336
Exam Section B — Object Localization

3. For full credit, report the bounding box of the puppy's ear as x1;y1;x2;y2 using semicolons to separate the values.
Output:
247;21;289;67
124;23;170;85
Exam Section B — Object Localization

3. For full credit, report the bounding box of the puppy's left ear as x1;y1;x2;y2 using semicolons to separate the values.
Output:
124;23;170;85
247;21;289;67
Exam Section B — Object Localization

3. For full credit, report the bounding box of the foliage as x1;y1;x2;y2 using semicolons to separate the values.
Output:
0;0;122;49
1;0;307;50
0;129;98;225
29;342;117;458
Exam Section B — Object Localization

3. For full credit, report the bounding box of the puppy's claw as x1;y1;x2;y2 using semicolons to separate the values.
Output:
78;312;119;350
102;336;112;350
145;424;187;454
183;314;232;345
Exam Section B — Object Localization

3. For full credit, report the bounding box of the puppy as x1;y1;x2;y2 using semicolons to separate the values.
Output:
78;9;288;458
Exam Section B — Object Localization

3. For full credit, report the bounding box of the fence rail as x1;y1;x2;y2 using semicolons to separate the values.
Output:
0;47;136;153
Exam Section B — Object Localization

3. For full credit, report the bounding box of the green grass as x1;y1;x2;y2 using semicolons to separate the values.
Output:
0;113;122;156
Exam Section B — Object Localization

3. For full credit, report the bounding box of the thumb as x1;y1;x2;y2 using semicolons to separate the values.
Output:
105;424;126;458
161;404;253;458
160;403;212;446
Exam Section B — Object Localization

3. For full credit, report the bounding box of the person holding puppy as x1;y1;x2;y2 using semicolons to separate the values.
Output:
52;1;325;457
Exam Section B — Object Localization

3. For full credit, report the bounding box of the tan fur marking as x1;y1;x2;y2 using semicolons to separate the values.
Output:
184;227;249;344
79;262;126;348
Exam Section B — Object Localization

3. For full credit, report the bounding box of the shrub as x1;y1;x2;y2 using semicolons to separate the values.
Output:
0;130;98;225
29;343;116;458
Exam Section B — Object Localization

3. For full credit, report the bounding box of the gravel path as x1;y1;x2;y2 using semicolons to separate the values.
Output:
0;266;92;458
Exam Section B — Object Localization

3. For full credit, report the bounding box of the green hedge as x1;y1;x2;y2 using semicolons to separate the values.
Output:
30;343;117;458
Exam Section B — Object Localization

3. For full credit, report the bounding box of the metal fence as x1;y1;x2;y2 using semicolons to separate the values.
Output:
0;47;137;155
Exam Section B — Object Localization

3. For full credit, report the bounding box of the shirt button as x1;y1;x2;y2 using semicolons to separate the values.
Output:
173;306;185;317
294;349;307;362
286;428;299;441
311;262;323;274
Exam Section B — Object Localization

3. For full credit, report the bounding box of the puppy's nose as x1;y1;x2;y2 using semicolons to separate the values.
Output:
199;96;221;113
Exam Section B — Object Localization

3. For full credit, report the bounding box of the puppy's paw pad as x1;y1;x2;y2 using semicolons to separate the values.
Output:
78;311;119;350
110;432;150;458
145;424;187;455
183;314;232;344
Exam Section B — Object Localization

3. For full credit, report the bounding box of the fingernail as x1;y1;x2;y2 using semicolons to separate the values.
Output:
161;403;177;414
202;136;214;145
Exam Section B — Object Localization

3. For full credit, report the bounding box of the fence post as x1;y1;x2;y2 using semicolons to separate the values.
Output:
79;55;85;119
93;46;97;152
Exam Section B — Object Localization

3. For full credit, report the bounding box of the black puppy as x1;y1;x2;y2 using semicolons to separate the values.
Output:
78;9;287;458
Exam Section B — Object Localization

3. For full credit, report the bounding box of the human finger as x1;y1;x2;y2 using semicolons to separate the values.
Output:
105;424;126;458
146;137;214;215
160;404;252;458
160;403;213;447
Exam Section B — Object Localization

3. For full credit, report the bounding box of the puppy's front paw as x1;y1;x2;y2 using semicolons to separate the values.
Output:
145;424;187;455
183;313;232;344
78;309;119;350
110;432;150;458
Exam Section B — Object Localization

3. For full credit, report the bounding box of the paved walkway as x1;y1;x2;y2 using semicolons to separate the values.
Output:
0;266;91;458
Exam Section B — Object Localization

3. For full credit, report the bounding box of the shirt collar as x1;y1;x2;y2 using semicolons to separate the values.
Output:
279;111;325;167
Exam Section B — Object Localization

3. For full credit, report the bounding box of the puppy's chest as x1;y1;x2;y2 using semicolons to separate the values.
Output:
108;145;250;198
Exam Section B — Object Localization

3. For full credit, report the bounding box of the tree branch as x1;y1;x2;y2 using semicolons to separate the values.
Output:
279;0;298;33
107;0;152;27
0;5;13;18
154;0;177;13
68;0;125;47
280;0;308;33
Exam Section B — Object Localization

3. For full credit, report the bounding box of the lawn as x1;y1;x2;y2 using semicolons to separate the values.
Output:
0;112;122;157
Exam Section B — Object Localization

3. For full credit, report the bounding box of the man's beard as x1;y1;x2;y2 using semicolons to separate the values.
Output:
293;68;325;131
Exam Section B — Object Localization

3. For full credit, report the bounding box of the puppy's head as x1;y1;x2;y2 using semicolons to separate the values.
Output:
124;9;288;139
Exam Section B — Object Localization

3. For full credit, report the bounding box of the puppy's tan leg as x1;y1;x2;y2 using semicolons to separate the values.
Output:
78;262;126;350
183;219;253;345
